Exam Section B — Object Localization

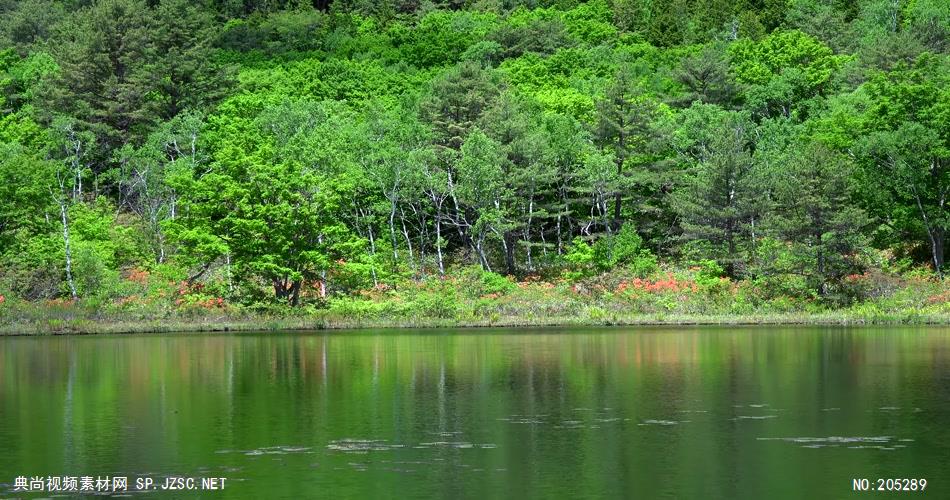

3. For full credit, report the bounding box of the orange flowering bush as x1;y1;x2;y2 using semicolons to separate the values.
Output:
175;295;229;312
615;275;700;294
45;298;76;307
125;267;150;285
927;290;950;306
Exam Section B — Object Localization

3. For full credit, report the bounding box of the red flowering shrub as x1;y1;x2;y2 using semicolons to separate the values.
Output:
927;290;950;305
125;267;150;284
615;274;699;295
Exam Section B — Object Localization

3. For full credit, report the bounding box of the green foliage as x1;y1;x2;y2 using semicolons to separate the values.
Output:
66;200;146;298
0;0;946;318
902;0;950;52
0;49;58;106
730;30;847;118
38;0;232;169
499;46;614;119
750;237;816;299
672;103;759;276
731;30;841;87
761;142;872;301
217;9;330;55
459;265;515;296
235;57;423;107
693;259;727;288
674;43;738;106
0;142;54;242
0;0;65;51
170;99;365;304
421;61;502;149
399;10;499;67
565;226;657;278
561;0;617;44
592;225;657;275
565;236;595;272
854;54;950;275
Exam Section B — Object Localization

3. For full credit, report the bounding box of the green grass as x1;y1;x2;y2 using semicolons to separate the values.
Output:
1;309;947;335
3;265;947;335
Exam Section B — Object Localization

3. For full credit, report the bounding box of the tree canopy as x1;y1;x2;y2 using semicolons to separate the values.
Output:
1;0;948;309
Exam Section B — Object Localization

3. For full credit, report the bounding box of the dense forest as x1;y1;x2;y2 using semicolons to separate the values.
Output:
0;0;948;328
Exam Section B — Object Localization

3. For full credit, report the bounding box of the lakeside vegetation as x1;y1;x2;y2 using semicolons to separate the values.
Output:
0;0;948;333
2;263;948;334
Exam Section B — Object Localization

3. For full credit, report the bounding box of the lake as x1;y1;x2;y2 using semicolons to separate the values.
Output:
1;327;949;498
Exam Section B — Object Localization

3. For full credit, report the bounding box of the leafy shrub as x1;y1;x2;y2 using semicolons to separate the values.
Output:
561;0;617;44
586;305;608;321
566;226;658;279
71;243;120;299
694;259;724;285
328;295;401;320
409;289;459;319
596;225;658;275
399;10;498;67
458;265;515;297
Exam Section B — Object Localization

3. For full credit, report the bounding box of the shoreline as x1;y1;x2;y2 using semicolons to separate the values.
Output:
2;311;949;336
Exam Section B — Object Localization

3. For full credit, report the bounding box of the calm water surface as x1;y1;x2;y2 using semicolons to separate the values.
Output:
2;327;950;498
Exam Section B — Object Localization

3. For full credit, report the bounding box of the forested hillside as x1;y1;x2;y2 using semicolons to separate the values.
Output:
0;0;948;329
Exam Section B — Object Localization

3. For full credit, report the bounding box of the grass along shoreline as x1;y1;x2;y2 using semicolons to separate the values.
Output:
3;264;948;335
2;310;948;336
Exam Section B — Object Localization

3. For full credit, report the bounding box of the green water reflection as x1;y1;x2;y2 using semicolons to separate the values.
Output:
2;327;949;498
